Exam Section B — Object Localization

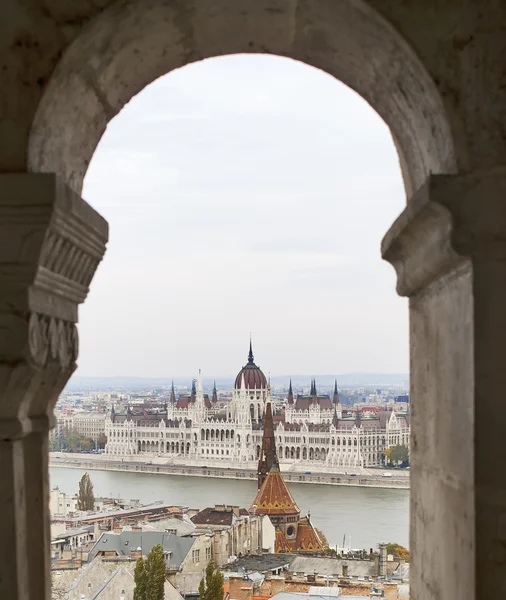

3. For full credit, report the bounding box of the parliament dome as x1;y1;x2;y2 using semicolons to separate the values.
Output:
234;341;267;390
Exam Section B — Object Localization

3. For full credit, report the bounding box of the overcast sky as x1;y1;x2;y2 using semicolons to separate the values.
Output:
80;54;408;379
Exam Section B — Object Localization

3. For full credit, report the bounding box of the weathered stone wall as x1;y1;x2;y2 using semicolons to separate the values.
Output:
2;2;506;600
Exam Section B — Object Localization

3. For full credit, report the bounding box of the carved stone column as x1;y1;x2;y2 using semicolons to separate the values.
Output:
0;174;108;600
382;170;506;600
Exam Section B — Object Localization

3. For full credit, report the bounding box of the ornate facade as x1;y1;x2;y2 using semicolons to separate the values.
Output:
105;343;410;470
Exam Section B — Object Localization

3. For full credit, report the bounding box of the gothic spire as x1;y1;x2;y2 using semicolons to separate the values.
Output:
170;380;176;404
287;378;294;405
257;397;279;490
212;380;218;404
333;380;339;405
310;378;317;396
248;336;254;365
191;378;196;397
355;407;362;427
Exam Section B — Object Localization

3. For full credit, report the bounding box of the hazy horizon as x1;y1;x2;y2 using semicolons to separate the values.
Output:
78;54;408;378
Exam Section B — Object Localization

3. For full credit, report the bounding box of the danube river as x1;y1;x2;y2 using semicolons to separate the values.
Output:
50;467;409;550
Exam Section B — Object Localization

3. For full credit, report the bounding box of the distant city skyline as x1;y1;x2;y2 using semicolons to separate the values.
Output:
79;54;408;378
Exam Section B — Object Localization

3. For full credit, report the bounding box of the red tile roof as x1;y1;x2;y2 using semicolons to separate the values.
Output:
251;469;299;516
296;516;323;552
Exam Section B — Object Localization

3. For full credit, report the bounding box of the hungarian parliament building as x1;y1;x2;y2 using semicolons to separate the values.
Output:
104;343;410;470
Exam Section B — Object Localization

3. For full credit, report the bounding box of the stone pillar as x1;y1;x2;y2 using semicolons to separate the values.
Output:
382;170;506;600
0;174;108;600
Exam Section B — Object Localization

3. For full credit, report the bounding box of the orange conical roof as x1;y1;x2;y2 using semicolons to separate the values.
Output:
250;467;300;516
296;515;324;552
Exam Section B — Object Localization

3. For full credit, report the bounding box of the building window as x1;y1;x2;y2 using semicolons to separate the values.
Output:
287;526;295;537
192;549;200;563
206;547;211;561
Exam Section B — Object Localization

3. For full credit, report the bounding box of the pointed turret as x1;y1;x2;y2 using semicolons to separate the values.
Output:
170;381;176;404
212;380;218;404
191;378;196;398
248;337;254;365
196;369;203;395
311;378;318;404
333;380;339;405
257;396;279;489
287;379;294;405
355;407;362;428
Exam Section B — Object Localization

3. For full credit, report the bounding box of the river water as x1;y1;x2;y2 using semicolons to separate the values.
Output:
50;467;409;550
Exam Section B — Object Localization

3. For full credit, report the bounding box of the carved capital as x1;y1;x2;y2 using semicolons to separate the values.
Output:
0;174;108;437
382;169;506;297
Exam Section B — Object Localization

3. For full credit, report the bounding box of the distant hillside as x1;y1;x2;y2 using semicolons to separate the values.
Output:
65;372;408;391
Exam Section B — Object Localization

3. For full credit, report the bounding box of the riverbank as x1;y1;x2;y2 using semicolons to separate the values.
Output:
49;454;409;489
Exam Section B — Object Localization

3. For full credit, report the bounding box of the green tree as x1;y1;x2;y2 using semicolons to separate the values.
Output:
77;472;95;511
97;432;108;449
383;448;392;465
389;445;409;466
134;544;166;600
198;561;224;600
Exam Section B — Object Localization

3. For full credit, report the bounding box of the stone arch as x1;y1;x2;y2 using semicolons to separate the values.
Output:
28;0;457;201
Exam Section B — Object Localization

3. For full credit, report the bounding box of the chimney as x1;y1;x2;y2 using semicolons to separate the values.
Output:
229;576;250;600
378;543;387;577
342;564;349;578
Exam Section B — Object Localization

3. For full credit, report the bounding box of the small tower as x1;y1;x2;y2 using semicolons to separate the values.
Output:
212;380;218;404
170;381;176;404
257;393;279;490
311;378;318;405
333;380;339;405
287;379;294;405
191;378;196;399
192;369;206;423
248;337;254;365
